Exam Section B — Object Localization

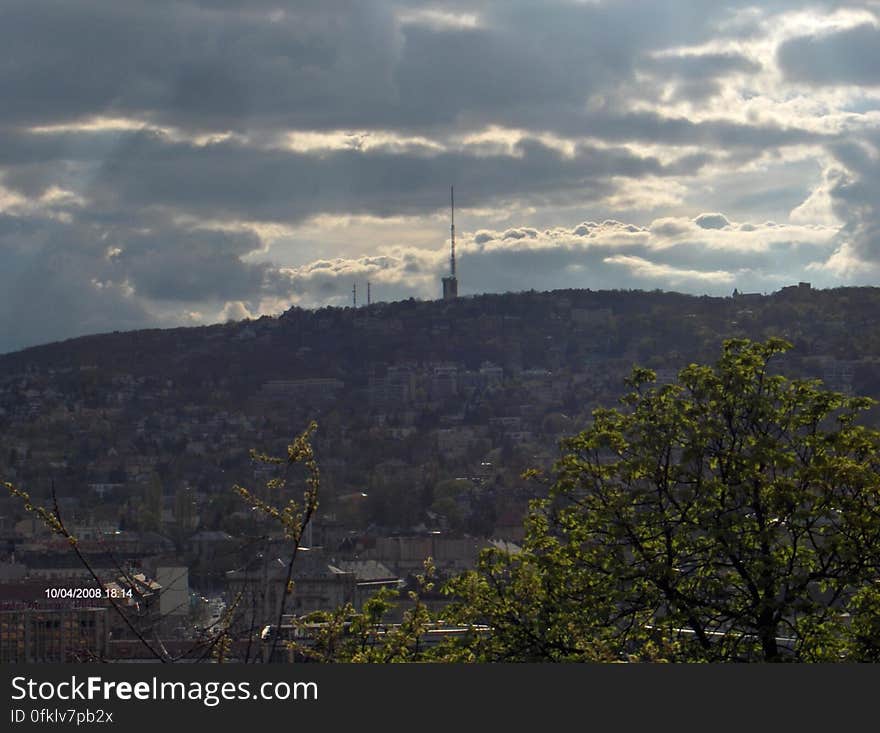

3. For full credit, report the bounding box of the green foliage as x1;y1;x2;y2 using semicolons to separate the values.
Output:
447;338;880;661
4;482;76;546
231;421;322;660
286;559;450;662
233;420;320;545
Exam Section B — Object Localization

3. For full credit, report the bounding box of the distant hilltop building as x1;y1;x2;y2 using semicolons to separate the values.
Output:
441;186;458;300
733;282;811;299
778;282;812;295
732;288;762;302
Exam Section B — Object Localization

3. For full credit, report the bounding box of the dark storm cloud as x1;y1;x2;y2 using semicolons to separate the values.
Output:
0;0;403;132
0;0;638;132
68;132;677;224
1;117;814;239
0;207;295;352
0;128;132;198
388;2;827;144
111;227;271;302
644;52;762;101
777;23;880;87
553;110;824;150
649;52;762;81
390;9;633;129
0;0;839;136
0;216;154;353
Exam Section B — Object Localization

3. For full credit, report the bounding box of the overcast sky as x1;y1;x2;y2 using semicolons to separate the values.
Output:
3;0;880;352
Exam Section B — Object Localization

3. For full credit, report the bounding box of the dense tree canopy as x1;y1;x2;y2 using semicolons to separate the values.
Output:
448;338;880;661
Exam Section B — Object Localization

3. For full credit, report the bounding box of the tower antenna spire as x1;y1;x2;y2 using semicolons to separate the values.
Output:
441;185;459;300
450;185;456;278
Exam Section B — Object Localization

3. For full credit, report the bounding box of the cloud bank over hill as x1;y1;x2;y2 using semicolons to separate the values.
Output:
1;1;879;351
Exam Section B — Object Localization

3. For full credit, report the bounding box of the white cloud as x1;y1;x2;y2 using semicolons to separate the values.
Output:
806;241;880;282
251;212;840;310
789;166;844;226
603;254;736;285
694;212;731;229
396;7;483;31
220;301;253;322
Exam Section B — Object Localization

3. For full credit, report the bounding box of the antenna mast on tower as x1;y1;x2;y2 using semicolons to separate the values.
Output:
442;185;459;300
450;185;456;279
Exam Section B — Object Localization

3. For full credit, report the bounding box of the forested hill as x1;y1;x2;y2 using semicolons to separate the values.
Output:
5;285;880;534
3;285;880;389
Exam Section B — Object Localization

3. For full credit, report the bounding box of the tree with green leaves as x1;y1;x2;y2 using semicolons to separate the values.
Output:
447;338;880;661
286;561;444;663
232;420;320;662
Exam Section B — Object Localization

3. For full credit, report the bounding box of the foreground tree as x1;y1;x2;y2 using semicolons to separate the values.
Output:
448;338;880;661
232;420;320;662
286;561;444;662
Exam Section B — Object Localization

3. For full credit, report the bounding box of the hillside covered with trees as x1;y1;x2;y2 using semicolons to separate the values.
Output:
3;285;880;540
